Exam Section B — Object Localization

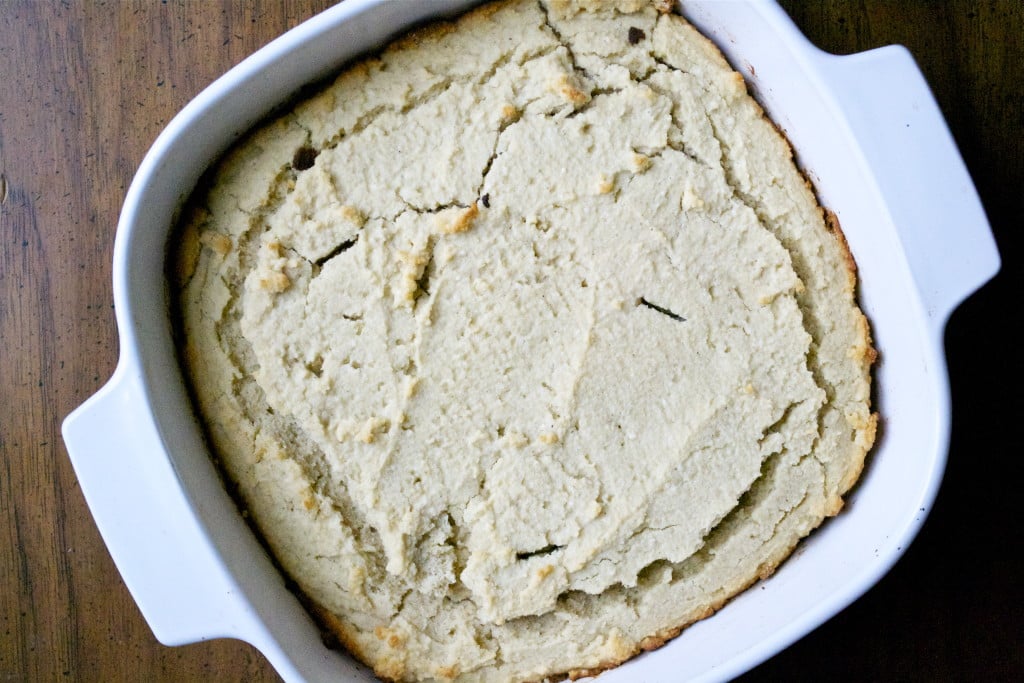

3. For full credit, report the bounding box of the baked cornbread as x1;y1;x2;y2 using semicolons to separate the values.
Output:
173;0;877;680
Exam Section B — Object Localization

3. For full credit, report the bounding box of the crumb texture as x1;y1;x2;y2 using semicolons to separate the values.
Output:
175;1;875;681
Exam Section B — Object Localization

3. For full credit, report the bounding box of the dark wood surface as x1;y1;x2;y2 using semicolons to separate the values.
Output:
1;1;1020;681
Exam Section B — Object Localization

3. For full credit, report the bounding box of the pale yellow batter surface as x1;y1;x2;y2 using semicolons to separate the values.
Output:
175;1;876;680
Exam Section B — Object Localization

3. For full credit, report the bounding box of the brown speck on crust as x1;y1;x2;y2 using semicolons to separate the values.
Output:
436;664;461;680
499;104;521;125
292;145;318;171
439;202;480;234
631;152;652;173
340;204;366;226
258;271;291;293
628;26;646;44
552;73;591;107
374;625;407;648
199;230;232;256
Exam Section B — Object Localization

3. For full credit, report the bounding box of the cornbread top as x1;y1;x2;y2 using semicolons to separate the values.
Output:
175;1;876;681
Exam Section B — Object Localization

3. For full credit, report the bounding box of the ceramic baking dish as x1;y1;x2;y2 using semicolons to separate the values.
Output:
62;1;1000;681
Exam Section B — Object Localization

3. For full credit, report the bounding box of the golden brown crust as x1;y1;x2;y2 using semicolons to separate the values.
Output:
390;0;515;53
824;208;860;293
819;209;878;499
562;531;813;681
173;219;202;287
389;17;459;53
739;90;879;510
309;601;411;683
301;377;860;683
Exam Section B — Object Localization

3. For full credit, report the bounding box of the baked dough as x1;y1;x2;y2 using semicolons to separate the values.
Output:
174;1;876;680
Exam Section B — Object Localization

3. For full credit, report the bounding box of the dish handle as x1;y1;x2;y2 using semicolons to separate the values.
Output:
62;365;254;646
821;45;1000;325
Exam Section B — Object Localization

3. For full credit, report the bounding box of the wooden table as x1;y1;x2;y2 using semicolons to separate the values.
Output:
2;2;1020;680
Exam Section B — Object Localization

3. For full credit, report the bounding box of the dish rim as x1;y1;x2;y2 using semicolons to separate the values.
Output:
64;1;1000;681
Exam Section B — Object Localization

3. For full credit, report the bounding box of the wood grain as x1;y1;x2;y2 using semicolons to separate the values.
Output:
1;1;1020;681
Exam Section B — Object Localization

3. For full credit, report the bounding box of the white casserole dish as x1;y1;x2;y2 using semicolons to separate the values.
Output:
62;1;1000;681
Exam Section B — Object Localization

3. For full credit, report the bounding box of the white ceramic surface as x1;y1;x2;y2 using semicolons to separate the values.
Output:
62;1;1000;681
